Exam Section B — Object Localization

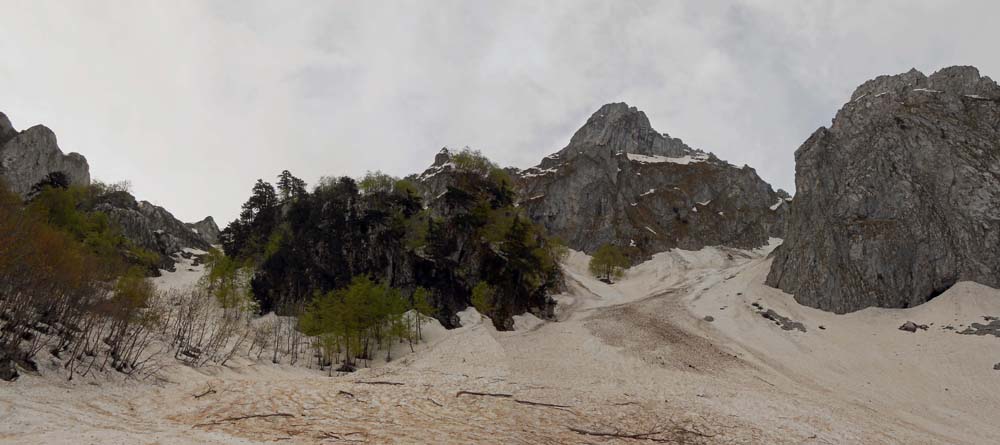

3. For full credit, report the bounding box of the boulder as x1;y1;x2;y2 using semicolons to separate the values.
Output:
0;358;18;382
899;321;919;333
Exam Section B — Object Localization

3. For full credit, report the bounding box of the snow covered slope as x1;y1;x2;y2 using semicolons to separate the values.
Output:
3;241;999;444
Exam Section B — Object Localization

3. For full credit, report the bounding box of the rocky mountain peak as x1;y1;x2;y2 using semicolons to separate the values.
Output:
558;102;693;161
432;147;453;166
186;216;221;245
518;103;785;260
570;102;652;144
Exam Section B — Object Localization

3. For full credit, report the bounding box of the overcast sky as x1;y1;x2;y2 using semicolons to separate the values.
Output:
2;1;998;224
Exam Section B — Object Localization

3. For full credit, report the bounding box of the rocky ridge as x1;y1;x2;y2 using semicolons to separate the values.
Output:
0;111;216;272
93;191;212;271
767;66;1000;313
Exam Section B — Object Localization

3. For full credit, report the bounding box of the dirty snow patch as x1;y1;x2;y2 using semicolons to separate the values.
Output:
511;313;544;331
457;307;483;327
627;153;707;165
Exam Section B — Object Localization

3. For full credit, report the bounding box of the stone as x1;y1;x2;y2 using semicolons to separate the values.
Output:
899;321;919;333
0;358;18;382
767;66;1000;313
758;308;806;332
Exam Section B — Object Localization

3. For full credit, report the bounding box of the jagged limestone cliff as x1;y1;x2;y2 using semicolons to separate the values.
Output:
0;113;89;197
767;66;1000;313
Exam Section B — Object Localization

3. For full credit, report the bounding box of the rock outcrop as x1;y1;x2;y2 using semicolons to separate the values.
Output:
513;103;786;260
767;66;1000;313
186;216;221;245
94;191;212;271
0;113;90;197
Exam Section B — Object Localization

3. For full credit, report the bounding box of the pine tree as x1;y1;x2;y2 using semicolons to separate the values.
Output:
276;170;307;202
224;179;280;259
241;179;278;222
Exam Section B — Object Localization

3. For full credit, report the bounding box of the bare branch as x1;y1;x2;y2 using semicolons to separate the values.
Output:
193;413;295;428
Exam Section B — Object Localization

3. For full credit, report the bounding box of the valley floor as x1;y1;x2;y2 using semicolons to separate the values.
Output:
2;241;999;444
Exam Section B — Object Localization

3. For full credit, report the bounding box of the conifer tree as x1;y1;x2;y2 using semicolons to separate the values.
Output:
276;170;307;202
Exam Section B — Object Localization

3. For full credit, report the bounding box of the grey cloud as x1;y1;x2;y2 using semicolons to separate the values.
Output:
1;0;997;223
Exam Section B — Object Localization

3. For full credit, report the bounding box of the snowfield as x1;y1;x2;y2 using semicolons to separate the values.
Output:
2;240;1000;444
626;153;708;165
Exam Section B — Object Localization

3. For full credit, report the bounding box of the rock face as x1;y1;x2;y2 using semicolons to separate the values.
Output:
0;113;90;197
767;66;1000;313
0;112;17;146
94;191;212;271
186;216;221;245
514;103;786;260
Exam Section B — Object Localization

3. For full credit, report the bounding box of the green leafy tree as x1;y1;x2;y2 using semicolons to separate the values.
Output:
358;171;397;195
588;243;629;283
298;276;414;371
201;249;256;315
470;282;496;315
451;148;497;176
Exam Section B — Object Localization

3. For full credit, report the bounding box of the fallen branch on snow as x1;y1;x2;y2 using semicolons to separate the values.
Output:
317;431;366;442
568;424;716;442
193;413;295;428
456;390;512;398
513;399;573;410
